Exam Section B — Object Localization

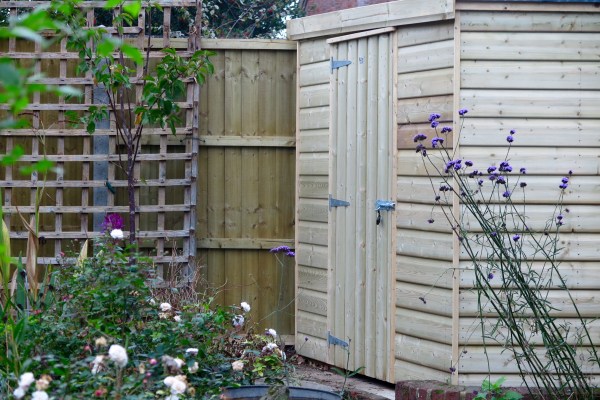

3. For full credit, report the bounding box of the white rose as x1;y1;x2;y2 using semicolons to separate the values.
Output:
173;358;185;369
173;315;181;322
231;360;244;371
13;387;25;399
267;328;277;338
108;344;128;368
189;361;199;373
185;348;198;356
31;391;49;400
240;301;251;313
160;302;172;312
110;229;124;239
91;355;105;374
18;372;35;389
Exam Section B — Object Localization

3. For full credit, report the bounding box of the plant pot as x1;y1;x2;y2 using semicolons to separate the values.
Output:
221;385;341;400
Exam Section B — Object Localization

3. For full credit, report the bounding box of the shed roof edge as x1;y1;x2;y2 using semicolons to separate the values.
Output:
287;0;454;41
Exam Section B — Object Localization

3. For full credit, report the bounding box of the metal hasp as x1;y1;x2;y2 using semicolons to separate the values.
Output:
327;331;349;349
329;194;350;210
375;200;396;211
330;57;352;73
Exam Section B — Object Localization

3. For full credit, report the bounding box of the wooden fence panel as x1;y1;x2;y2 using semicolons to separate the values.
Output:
197;41;297;334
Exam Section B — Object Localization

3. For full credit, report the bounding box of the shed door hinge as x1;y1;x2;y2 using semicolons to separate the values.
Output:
328;331;349;349
330;57;352;73
329;194;350;210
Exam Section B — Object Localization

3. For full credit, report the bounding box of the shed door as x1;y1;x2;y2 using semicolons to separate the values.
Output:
329;31;395;381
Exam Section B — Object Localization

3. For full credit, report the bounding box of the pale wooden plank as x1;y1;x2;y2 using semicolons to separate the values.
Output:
397;229;454;261
396;20;454;47
295;335;329;364
200;135;295;147
460;287;600;318
297;129;329;153
460;10;600;32
462;89;600;119
197;238;293;249
395;334;453;371
297;221;328;247
299;106;329;130
258;50;277;138
299;38;330;66
298;175;328;199
287;0;453;40
397;95;453;124
396;202;453;233
461;61;600;90
205;52;225;136
298;266;328;293
297;288;328;317
394;359;450;383
296;243;328;270
296;311;328;339
200;39;296;51
326;27;395;44
461;32;600;61
397;254;454;289
396;308;453;344
396;282;454;317
297;199;328;223
459;118;600;148
298;152;329;176
298;83;330;109
456;1;600;13
397;122;455;150
460;316;600;346
397;40;454;74
398;67;454;99
299;61;330;87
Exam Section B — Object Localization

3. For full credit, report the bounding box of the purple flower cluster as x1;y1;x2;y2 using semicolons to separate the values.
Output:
444;159;462;173
441;126;452;134
431;137;444;148
101;213;124;232
559;176;569;190
458;109;468;116
270;245;295;257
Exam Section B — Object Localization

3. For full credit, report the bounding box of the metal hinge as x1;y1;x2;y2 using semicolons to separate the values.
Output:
330;57;352;73
327;331;349;349
329;194;350;210
375;200;395;211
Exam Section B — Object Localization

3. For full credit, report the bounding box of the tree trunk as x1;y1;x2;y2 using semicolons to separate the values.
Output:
127;136;136;245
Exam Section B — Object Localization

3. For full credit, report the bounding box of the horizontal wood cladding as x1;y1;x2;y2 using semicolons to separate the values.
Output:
296;310;328;339
299;62;330;87
460;316;600;346
460;10;600;32
398;68;454;99
398;95;453;124
397;21;454;47
395;334;453;371
397;40;454;74
459;118;600;148
397;229;454;261
461;61;600;90
296;243;328;270
397;255;454;289
396;308;453;344
396;282;453;317
461;89;600;119
298;266;328;292
298;38;330;65
396;203;453;233
395;359;451;382
461;32;600;61
297;221;328;246
297;288;328;316
297;130;329;153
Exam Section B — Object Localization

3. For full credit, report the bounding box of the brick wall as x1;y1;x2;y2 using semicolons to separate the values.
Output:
303;0;393;16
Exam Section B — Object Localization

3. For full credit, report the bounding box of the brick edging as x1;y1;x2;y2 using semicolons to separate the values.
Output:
395;380;533;400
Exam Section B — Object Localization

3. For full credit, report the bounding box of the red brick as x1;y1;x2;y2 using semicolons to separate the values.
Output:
395;382;411;400
417;388;429;398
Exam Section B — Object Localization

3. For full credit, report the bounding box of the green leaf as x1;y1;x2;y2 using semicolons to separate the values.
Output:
11;27;44;44
0;60;22;87
104;0;122;9
55;86;82;97
12;96;29;115
123;0;141;19
86;120;96;134
121;44;143;65
97;38;118;58
20;159;55;175
504;391;523;400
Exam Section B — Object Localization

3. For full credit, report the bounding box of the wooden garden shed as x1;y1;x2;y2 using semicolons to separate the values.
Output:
288;0;600;386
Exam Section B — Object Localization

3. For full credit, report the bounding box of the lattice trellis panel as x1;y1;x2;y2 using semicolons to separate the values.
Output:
0;1;201;273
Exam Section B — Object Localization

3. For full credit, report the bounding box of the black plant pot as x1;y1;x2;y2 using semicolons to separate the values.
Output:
221;385;341;400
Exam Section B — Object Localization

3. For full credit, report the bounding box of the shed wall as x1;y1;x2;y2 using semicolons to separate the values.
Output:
296;38;331;361
395;20;456;381
457;8;600;386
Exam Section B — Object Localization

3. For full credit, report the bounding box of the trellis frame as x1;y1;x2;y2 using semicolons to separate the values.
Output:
0;0;202;272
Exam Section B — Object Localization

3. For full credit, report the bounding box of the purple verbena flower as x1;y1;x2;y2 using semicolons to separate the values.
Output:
435;195;441;201
441;126;452;134
413;133;427;142
557;214;563;221
512;234;521;242
520;182;527;188
497;176;506;185
490;231;497;237
431;120;439;128
428;113;442;122
489;174;497;181
506;135;514;143
431;137;444;148
478;179;484;186
419;296;427;304
510;129;516;134
458;109;468;116
465;160;473;167
488;273;494;280
561;177;569;184
499;161;511;172
559;183;568;190
415;143;426;153
502;190;511;198
285;251;296;257
520;167;527;174
270;245;292;254
428;218;434;224
487;166;497;174
568;170;573;176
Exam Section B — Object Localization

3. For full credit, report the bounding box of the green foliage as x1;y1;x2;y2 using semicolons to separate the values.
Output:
474;377;523;400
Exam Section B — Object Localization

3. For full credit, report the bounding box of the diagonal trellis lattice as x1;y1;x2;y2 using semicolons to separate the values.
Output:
0;1;202;276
